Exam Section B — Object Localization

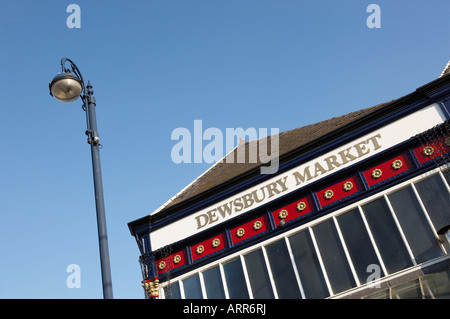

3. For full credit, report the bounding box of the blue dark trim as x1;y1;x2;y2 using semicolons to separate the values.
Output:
134;225;152;254
266;209;277;230
407;147;421;169
185;243;193;265
151;256;158;280
438;100;450;119
310;190;321;212
224;227;233;251
357;169;370;191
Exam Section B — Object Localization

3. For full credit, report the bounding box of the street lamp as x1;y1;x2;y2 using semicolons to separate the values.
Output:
49;58;113;299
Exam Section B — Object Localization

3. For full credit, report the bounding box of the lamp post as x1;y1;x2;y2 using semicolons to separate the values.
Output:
49;58;113;299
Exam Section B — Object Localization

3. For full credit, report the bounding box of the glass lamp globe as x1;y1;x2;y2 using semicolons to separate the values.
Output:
49;72;83;103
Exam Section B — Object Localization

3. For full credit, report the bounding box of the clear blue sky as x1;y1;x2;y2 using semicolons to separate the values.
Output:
0;0;448;299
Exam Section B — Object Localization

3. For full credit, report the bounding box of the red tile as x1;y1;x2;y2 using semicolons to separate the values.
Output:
156;249;187;275
230;214;270;244
271;195;315;226
317;175;362;207
413;135;450;164
191;232;228;261
363;153;412;186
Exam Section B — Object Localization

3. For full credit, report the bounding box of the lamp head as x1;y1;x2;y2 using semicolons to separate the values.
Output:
49;72;83;103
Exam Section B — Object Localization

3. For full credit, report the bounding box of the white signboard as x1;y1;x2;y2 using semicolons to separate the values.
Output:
150;103;446;250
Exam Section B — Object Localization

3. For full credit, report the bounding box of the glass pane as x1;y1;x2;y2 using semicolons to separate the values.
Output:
313;219;356;294
415;174;450;234
364;289;389;299
244;249;275;299
362;198;413;274
223;257;249;299
202;266;226;299
182;274;203;299
163;281;181;299
388;186;444;263
289;230;329;299
443;169;450;185
391;279;422;299
337;208;385;284
265;239;302;298
422;270;450;299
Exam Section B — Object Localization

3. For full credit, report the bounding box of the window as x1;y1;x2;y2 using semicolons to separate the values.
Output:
313;219;356;294
391;279;422;299
163;281;181;299
222;257;249;299
182;274;203;299
243;249;275;298
443;168;450;185
415;174;450;233
361;198;413;274
203;266;226;299
365;289;389;299
388;186;443;263
421;269;450;298
337;208;385;284
265;239;302;298
289;230;329;298
365;269;450;299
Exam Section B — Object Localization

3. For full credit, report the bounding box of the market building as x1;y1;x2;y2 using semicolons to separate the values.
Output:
129;62;450;299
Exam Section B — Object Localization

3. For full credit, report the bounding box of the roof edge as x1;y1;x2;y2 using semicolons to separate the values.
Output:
129;72;450;234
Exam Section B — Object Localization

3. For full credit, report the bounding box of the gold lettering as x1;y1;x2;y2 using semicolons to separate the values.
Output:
251;188;266;203
217;201;233;218
207;209;219;224
313;162;327;178
242;193;254;208
338;147;358;164
265;181;281;198
194;133;383;231
276;176;289;192
292;167;312;185
354;140;370;157
234;197;244;212
324;155;342;171
366;133;382;150
195;213;209;229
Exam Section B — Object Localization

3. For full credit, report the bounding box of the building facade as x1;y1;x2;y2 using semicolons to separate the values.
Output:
129;64;450;299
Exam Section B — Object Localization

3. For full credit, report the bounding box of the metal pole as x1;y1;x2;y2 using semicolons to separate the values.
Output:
84;81;114;299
